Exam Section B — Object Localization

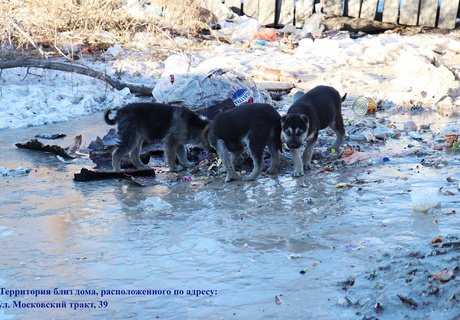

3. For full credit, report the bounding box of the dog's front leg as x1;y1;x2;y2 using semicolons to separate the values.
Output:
176;144;195;168
302;138;317;170
290;148;304;177
165;142;184;171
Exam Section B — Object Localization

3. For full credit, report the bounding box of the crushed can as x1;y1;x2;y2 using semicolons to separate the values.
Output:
232;88;254;106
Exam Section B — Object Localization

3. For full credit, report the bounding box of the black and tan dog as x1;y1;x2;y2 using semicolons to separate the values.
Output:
206;103;282;182
104;102;209;172
281;85;346;177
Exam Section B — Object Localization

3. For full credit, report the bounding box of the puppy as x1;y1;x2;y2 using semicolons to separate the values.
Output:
104;102;209;172
207;103;282;182
281;85;346;177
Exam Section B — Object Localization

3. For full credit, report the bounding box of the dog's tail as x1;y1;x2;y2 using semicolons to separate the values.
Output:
341;93;347;102
104;109;117;125
201;123;212;150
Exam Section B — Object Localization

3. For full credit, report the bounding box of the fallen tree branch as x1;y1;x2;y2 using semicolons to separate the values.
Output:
0;58;154;96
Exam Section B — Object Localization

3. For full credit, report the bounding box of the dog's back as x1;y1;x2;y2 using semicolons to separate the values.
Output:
210;103;282;151
288;85;342;130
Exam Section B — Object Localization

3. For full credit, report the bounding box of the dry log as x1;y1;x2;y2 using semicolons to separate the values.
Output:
0;59;154;96
322;16;398;34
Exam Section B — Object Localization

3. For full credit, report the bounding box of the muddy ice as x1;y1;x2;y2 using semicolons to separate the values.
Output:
0;105;459;320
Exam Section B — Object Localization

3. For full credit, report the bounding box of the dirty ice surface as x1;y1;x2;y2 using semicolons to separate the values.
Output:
1;33;460;319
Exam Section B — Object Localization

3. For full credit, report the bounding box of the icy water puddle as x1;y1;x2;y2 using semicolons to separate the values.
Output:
0;111;459;319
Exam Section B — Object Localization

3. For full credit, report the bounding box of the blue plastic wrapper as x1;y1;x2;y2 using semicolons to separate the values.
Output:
232;88;253;106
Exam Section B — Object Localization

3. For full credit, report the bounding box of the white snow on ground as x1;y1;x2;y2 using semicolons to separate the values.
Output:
0;28;459;130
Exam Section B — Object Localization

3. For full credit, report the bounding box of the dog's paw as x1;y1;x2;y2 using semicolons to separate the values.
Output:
267;167;278;175
225;174;239;182
170;165;184;172
242;174;257;181
292;170;304;177
217;166;227;174
183;161;195;168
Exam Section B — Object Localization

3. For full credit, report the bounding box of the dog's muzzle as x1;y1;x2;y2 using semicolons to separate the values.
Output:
286;140;302;149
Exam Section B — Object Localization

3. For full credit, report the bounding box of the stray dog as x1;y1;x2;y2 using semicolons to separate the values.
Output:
206;103;282;182
281;85;346;177
104;102;209;172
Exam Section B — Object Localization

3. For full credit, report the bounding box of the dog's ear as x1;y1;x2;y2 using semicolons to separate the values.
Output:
341;93;347;102
299;114;309;124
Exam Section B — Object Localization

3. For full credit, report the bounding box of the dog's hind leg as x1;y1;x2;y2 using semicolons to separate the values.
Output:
129;137;149;169
267;140;280;174
165;141;183;172
329;115;345;150
243;140;264;181
216;140;239;182
230;149;243;168
112;131;137;172
176;144;195;168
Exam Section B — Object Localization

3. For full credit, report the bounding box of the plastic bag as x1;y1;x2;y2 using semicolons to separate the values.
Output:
152;71;271;109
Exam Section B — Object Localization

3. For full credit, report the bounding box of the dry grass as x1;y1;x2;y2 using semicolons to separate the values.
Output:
0;0;212;58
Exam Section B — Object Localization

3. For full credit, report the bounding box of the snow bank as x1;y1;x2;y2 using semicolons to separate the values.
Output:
0;68;135;129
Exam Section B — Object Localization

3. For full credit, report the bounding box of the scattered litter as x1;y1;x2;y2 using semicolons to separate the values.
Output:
397;294;418;309
352;97;376;116
181;176;192;182
299;261;321;274
275;295;282;305
340;151;383;165
374;302;384;314
232;88;253;106
252;66;301;83
345;241;368;251
34;133;66;140
431;236;443;244
408;131;423;140
433;269;454;283
16;135;82;159
403;121;418;131
411;187;439;212
253;28;277;42
0;166;31;178
336;182;353;189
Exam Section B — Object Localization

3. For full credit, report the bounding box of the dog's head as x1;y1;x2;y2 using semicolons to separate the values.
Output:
281;113;309;149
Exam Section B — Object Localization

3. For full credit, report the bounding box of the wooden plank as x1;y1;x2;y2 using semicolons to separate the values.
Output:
360;0;378;20
418;0;438;27
399;0;419;25
242;0;259;19
347;0;362;18
322;0;343;16
382;0;400;24
295;0;314;27
257;0;276;25
279;0;295;25
438;0;459;29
